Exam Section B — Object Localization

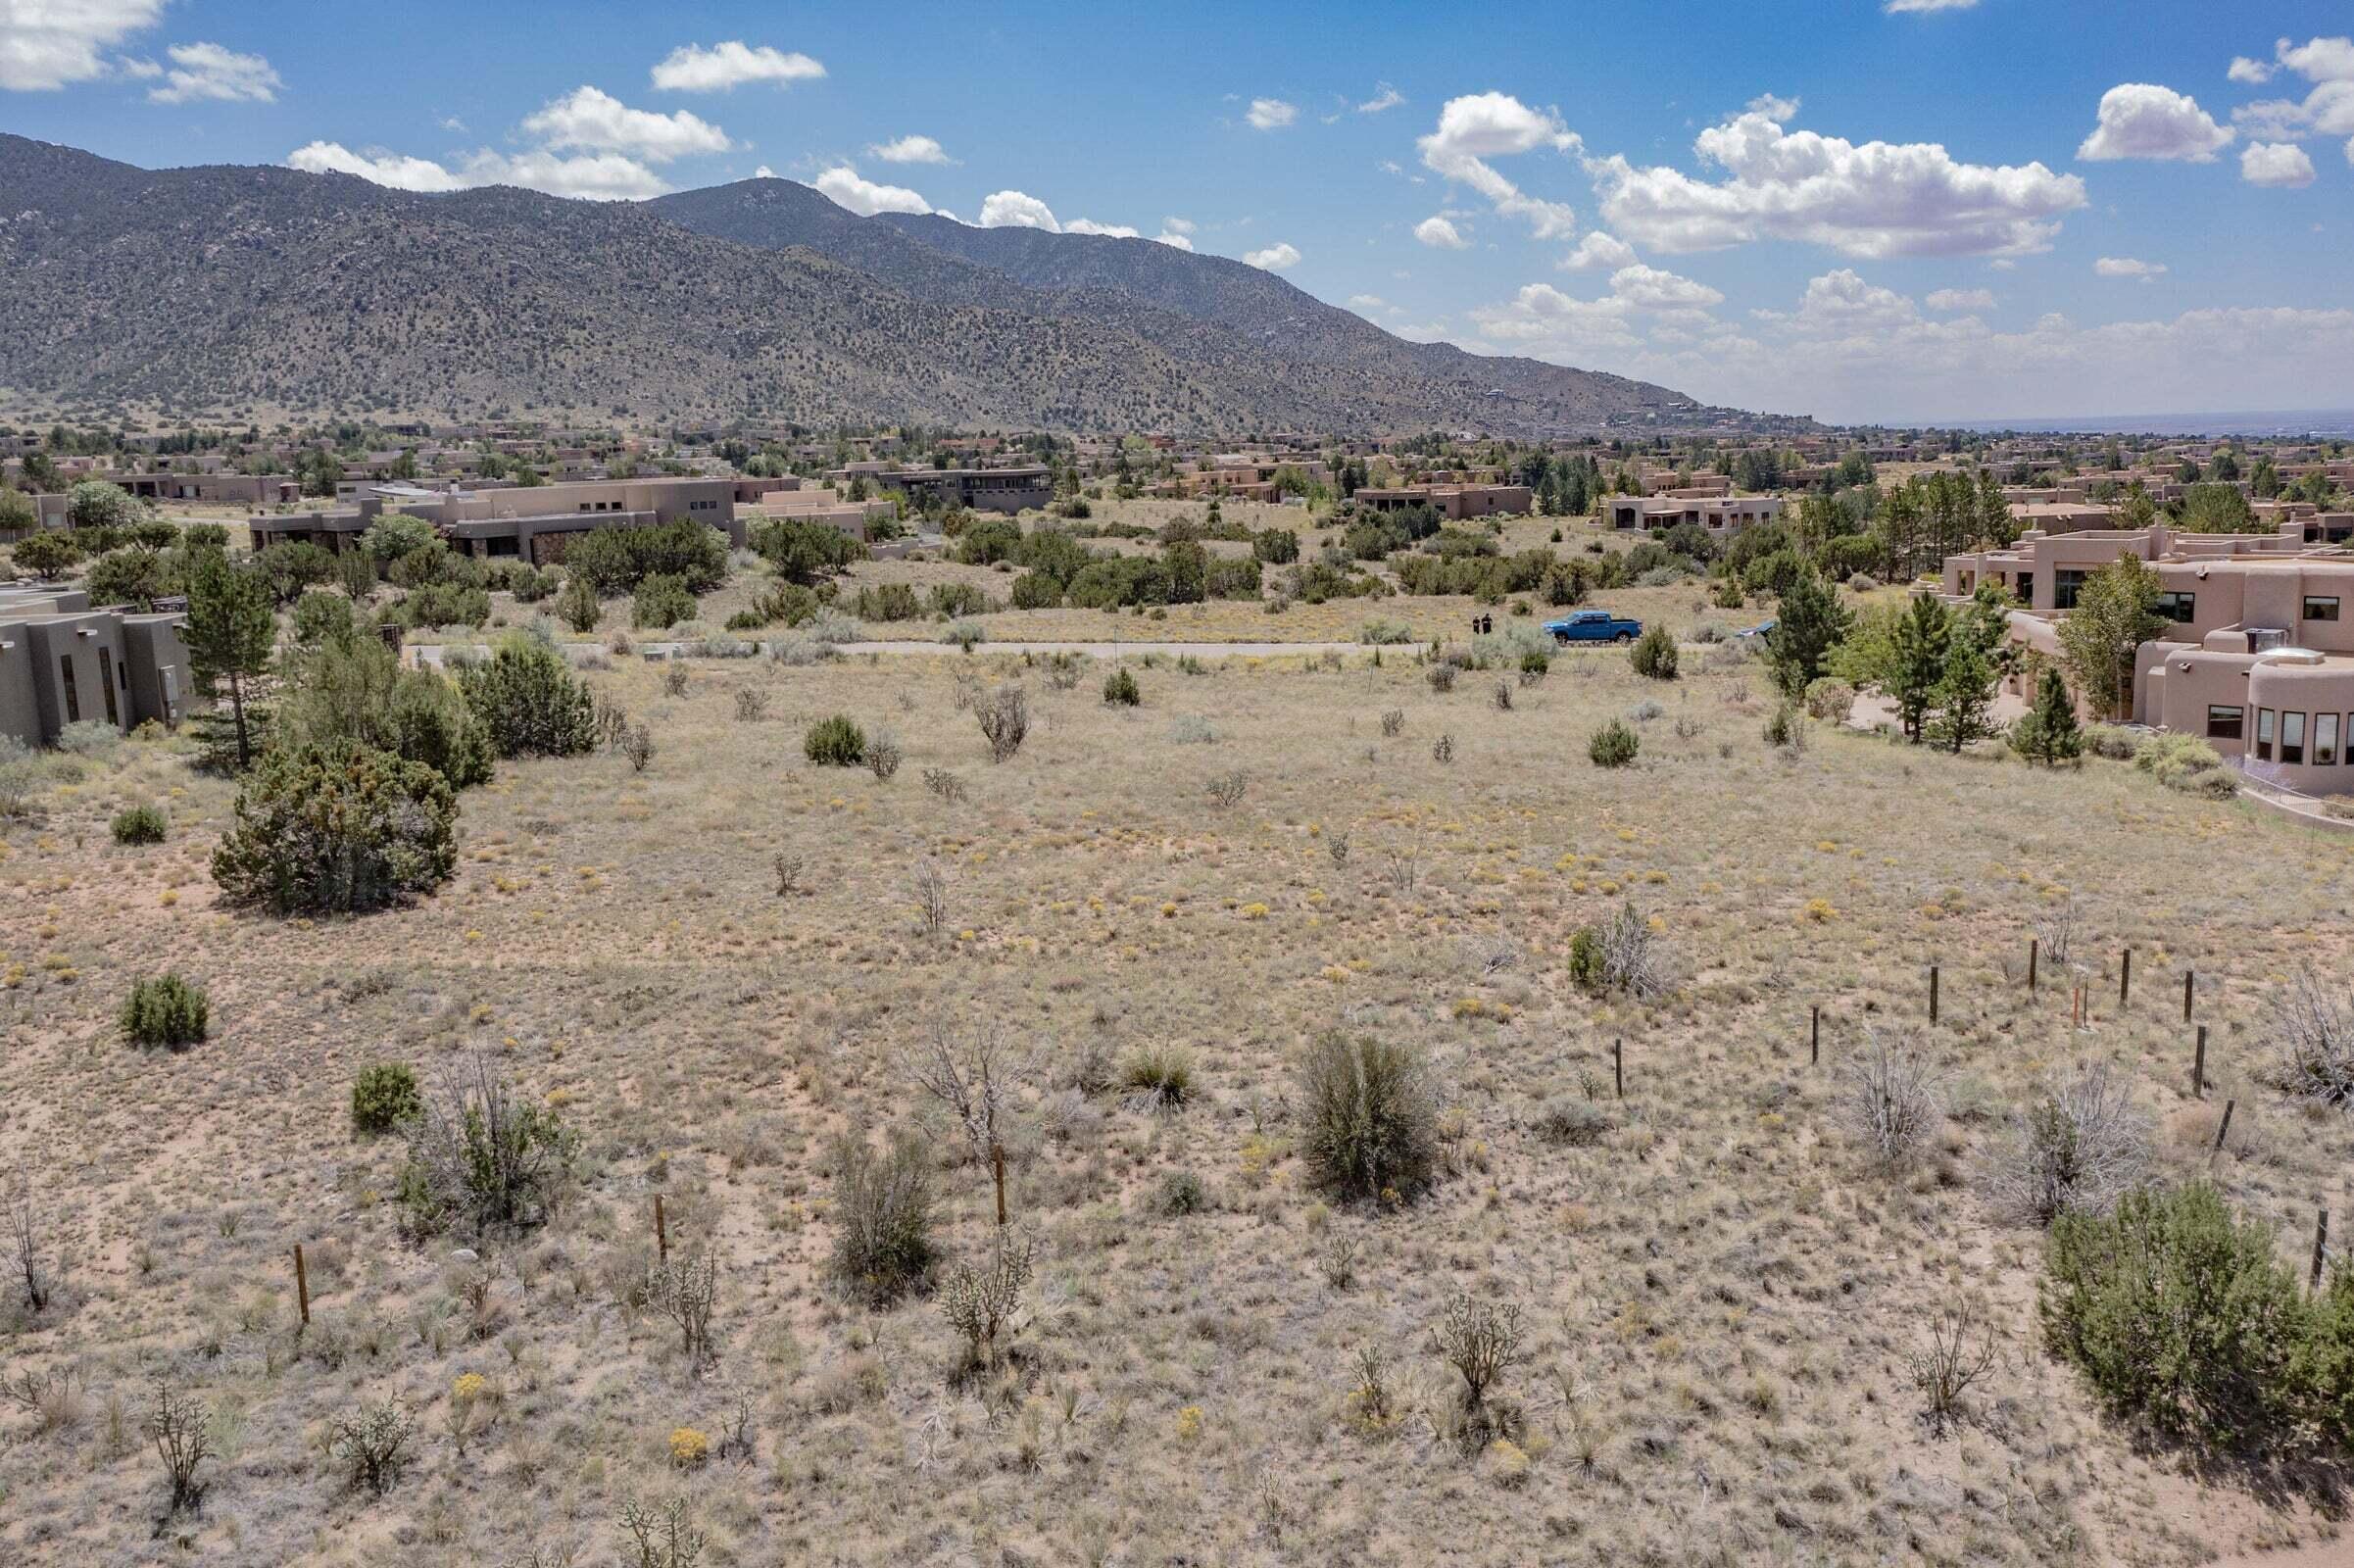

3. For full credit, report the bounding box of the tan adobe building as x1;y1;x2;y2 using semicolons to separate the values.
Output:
248;477;743;564
1607;494;1783;534
1941;522;2354;795
0;586;189;747
1357;484;1534;520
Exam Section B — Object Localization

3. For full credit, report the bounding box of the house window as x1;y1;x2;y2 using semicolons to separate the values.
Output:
2153;591;2196;623
2282;710;2308;764
2256;708;2275;760
59;655;79;723
2316;712;2340;766
2304;596;2340;622
2052;568;2086;611
98;647;119;725
2207;705;2244;740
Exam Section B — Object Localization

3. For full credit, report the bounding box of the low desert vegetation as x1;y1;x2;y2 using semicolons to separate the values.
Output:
3;569;2351;1566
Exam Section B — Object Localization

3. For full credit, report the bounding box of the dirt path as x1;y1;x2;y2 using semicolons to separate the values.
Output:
412;636;1369;665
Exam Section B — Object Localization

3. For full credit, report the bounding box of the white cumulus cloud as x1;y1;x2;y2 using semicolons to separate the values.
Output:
1925;287;1995;311
520;85;729;162
2241;140;2317;187
1561;231;1636;270
1595;101;2085;257
147;40;279;104
651;41;824;92
286;140;469;192
2094;256;2167;279
1162;216;1196;234
1243;241;1301;270
814;166;932;216
2077;82;2233;161
1416;91;1581;239
979;190;1060;230
1153;231;1195;251
2229;56;2275;85
1413;216;1469;249
463;149;669;201
1357;83;1404;114
2231;36;2354;142
0;0;164;91
1884;0;1979;11
868;134;951;165
1247;97;1297;130
1066;219;1140;238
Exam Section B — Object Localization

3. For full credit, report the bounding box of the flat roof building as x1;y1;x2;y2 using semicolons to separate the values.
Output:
0;586;189;747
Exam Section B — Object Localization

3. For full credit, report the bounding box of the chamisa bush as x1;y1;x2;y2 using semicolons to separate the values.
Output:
804;714;867;766
1103;666;1141;707
2041;1182;2353;1454
1589;718;1640;768
631;573;699;630
211;740;458;915
829;1131;938;1306
455;632;598;759
121;974;209;1049
397;1055;575;1240
1297;1031;1440;1204
351;1062;423;1135
1630;622;1679;680
110;803;169;845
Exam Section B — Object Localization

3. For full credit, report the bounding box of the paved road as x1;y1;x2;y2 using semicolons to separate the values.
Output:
411;636;1367;666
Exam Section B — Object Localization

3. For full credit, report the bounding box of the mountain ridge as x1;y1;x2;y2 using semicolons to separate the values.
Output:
0;135;1720;435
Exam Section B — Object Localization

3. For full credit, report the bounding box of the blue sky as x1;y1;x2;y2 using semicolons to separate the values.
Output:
5;0;2352;423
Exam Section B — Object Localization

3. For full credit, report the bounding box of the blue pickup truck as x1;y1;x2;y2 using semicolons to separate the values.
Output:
1543;608;1643;645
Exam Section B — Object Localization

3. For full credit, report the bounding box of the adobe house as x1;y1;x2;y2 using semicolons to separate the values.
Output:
0;588;189;746
249;476;745;564
1606;494;1783;534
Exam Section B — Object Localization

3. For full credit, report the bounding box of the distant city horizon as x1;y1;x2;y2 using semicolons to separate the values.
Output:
1937;409;2354;440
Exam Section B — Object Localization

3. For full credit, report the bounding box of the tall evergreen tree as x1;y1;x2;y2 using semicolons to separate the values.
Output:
184;548;277;769
1764;567;1854;697
2010;665;2084;766
1889;594;1953;744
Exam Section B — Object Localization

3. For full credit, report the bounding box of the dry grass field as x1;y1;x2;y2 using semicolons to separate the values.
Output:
4;628;2352;1567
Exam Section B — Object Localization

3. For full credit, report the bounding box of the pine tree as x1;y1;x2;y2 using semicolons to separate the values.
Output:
183;549;276;769
2010;665;2084;766
1928;638;1998;754
1764;568;1855;697
1888;594;1952;744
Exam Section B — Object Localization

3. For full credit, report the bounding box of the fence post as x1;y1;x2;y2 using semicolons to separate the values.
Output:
2182;969;2194;1023
655;1195;668;1263
2028;938;2038;995
992;1142;1007;1228
1614;1039;1624;1100
2120;949;2132;1007
2314;1208;2331;1291
1810;1005;1820;1067
2213;1098;2236;1153
293;1243;310;1329
1929;965;1939;1026
2192;1025;2207;1100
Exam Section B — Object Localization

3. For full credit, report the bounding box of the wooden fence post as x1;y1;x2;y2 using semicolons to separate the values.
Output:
293;1243;310;1329
654;1195;668;1263
2192;1025;2207;1100
2213;1099;2236;1153
1929;965;1939;1026
2182;969;2194;1023
2314;1208;2331;1290
2120;948;2132;1007
2028;938;2038;995
1614;1039;1624;1100
1810;1005;1820;1068
991;1142;1007;1228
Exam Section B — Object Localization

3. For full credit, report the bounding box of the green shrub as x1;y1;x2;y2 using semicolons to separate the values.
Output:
1120;1045;1193;1107
1630;623;1679;680
456;634;597;759
1298;1031;1439;1204
2133;732;2235;796
929;581;990;618
1536;1098;1613;1147
292;589;355;646
804;713;866;766
111;803;168;845
2082;724;2140;760
1356;618;1414;645
211;740;458;915
2042;1183;2311;1450
121;974;209;1049
1589;718;1640;768
396;1056;574;1240
276;630;494;789
829;1131;937;1306
1103;666;1141;707
852;582;921;622
1155;1169;1207;1215
1803;677;1856;723
352;1062;423;1135
631;572;698;630
561;520;727;596
1566;927;1604;991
